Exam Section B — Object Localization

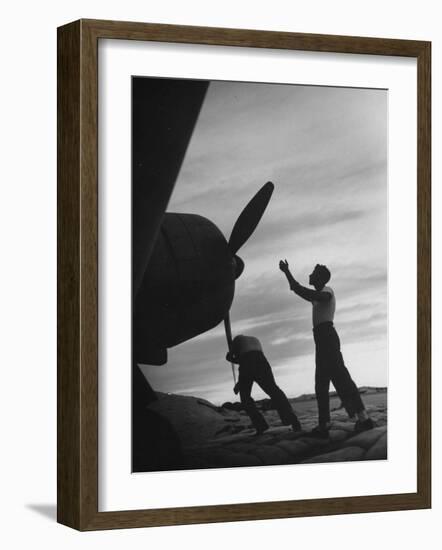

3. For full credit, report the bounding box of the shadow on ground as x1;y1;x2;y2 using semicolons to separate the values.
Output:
26;504;57;521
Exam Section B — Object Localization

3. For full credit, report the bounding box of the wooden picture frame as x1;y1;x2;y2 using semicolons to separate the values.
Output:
57;18;431;531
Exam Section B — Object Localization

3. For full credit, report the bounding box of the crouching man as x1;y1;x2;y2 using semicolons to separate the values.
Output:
226;334;301;435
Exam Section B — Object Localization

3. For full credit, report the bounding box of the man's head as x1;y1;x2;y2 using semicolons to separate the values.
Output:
231;334;244;356
309;264;331;289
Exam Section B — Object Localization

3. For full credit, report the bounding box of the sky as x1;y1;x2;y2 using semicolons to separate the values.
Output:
141;80;388;405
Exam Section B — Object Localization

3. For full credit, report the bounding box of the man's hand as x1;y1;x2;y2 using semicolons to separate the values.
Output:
279;259;290;273
280;259;300;292
226;351;236;363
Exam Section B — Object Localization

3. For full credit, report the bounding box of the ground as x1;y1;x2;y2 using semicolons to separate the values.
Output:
147;388;387;470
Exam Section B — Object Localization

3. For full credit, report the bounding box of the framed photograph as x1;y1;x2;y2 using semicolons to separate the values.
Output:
57;19;431;530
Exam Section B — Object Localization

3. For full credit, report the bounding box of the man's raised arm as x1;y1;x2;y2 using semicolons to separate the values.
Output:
279;259;331;303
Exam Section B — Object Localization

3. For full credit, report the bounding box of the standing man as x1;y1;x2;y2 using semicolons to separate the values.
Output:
226;335;302;435
279;260;374;438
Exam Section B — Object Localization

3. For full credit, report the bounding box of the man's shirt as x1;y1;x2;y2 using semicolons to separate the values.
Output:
312;286;335;327
232;335;262;358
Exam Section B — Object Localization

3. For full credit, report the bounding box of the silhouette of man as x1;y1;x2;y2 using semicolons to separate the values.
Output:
226;334;301;435
279;260;374;438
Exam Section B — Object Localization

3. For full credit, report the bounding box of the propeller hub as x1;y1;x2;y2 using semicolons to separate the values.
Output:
234;255;244;279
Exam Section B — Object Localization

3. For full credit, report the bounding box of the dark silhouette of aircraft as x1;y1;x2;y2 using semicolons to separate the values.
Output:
134;181;274;366
131;76;273;471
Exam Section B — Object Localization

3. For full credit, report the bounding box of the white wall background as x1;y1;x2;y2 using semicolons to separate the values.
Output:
0;1;439;548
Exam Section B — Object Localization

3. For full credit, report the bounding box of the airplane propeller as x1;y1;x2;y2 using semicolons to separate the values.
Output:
224;181;274;382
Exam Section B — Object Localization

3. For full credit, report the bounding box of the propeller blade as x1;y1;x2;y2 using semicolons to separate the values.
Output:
224;313;237;385
224;313;233;352
228;181;274;254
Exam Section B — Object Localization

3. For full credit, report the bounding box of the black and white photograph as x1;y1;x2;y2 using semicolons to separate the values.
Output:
132;76;388;473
